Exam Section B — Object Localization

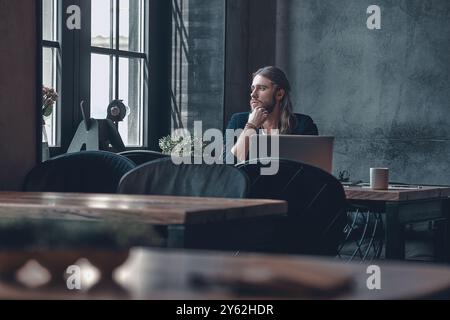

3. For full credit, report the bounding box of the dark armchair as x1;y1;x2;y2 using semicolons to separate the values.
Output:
118;150;169;166
237;158;348;256
23;151;136;194
117;158;249;198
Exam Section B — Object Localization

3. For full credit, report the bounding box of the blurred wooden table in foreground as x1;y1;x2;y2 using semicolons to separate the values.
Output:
1;248;450;300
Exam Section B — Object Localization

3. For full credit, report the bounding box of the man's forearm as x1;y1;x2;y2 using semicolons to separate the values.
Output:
231;128;256;162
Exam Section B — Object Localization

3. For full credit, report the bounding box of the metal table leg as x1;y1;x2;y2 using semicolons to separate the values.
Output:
385;202;405;260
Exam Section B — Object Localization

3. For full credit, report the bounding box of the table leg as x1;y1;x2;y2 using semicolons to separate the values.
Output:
385;202;405;260
433;219;448;263
444;198;450;263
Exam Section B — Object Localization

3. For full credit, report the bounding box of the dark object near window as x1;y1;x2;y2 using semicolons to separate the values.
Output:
67;101;126;153
23;151;135;194
107;99;128;123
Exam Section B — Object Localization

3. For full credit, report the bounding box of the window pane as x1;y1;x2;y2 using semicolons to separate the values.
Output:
119;57;144;146
91;0;113;48
91;54;115;119
119;0;144;52
42;0;55;41
42;47;57;146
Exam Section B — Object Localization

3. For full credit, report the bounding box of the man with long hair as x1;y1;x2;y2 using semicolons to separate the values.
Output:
225;66;318;162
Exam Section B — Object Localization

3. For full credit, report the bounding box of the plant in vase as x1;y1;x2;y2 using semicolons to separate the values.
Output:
42;86;58;161
42;86;58;119
159;134;206;157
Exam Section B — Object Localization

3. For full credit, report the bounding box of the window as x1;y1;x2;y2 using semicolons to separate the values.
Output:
41;0;149;152
42;0;60;147
90;0;147;147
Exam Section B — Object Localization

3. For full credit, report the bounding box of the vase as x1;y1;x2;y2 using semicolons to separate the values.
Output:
42;124;50;162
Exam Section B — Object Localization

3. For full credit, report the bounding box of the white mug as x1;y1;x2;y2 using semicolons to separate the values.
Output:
370;168;389;190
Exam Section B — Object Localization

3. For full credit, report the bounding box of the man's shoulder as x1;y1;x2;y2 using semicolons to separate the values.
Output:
228;112;250;128
294;113;313;122
231;112;250;120
293;113;318;135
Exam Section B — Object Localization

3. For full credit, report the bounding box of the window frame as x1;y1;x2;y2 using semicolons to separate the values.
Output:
51;0;151;156
42;0;61;147
90;0;148;148
37;0;172;159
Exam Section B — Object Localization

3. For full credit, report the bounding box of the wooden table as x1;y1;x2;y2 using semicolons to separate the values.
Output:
0;192;288;251
344;185;450;261
1;247;450;300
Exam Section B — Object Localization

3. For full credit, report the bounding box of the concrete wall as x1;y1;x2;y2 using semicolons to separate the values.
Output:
0;0;38;190
277;0;450;184
224;0;277;127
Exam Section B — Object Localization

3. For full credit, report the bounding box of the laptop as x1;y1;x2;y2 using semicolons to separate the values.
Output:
248;135;335;173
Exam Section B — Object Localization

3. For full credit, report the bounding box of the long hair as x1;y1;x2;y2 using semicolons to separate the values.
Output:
253;66;297;134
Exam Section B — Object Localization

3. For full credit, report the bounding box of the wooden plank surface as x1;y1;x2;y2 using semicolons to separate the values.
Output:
0;192;288;225
1;248;450;300
344;186;450;201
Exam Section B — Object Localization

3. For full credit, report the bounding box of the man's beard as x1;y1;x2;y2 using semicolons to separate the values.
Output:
251;93;277;114
262;93;277;114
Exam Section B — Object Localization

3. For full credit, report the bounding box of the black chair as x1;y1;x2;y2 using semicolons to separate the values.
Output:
23;151;136;194
118;158;249;198
237;158;348;256
118;150;169;166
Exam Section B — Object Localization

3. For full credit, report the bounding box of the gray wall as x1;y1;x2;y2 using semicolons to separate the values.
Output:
0;0;38;190
277;0;450;185
224;0;277;126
